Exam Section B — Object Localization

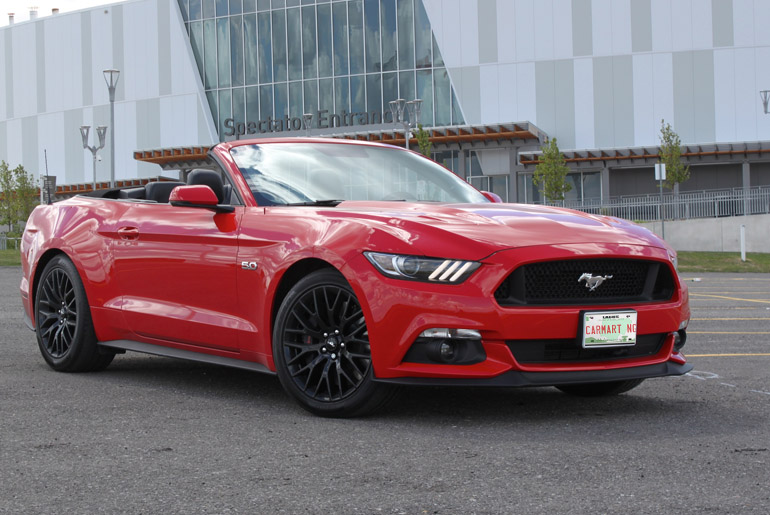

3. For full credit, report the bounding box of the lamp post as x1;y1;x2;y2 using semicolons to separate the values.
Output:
389;98;422;150
80;125;107;191
103;69;120;188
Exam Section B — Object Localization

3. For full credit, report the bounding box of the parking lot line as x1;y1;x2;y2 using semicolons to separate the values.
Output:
689;293;770;304
688;331;770;334
691;317;770;321
688;353;770;357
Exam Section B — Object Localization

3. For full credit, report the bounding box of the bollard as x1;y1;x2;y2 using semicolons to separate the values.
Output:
740;224;746;262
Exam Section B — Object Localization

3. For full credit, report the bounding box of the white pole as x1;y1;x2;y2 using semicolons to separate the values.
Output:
740;224;746;262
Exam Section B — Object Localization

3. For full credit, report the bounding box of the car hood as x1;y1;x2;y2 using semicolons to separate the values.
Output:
325;201;665;260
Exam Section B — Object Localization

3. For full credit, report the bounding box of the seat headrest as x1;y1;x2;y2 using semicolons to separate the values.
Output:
188;170;225;204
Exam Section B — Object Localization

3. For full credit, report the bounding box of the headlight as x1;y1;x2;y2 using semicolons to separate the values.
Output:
364;252;481;283
668;250;678;273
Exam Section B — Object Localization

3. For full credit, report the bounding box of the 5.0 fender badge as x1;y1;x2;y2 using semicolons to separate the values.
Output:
578;273;612;291
241;261;258;271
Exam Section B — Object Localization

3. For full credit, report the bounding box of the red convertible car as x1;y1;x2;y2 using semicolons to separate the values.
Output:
20;138;691;416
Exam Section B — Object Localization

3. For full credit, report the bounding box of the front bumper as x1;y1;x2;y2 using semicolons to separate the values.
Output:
345;244;691;383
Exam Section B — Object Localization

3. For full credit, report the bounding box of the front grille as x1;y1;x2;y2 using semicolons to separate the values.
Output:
494;258;675;306
508;333;666;364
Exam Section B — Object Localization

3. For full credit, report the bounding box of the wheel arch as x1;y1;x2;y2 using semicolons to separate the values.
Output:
270;258;338;334
30;249;69;324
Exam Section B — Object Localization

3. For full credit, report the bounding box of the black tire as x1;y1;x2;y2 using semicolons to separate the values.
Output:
272;269;396;417
34;255;114;372
555;379;645;397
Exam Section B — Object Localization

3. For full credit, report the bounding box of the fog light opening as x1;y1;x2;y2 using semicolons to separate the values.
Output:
673;329;687;352
439;341;456;361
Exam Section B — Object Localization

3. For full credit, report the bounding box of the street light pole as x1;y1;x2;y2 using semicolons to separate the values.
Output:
389;98;423;150
103;69;120;188
80;125;107;191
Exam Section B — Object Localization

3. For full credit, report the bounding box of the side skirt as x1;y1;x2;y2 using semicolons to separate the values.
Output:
98;340;275;375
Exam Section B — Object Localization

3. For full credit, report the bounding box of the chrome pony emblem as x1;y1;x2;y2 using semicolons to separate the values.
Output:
578;273;613;291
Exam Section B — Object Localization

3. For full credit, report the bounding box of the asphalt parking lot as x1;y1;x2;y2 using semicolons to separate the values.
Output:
1;267;768;514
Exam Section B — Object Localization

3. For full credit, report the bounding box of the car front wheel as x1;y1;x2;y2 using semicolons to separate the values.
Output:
272;269;395;417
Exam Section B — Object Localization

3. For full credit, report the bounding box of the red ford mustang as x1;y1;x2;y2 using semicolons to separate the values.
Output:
20;138;691;416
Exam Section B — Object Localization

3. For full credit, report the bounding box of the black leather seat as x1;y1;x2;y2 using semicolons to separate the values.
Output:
187;170;226;204
145;181;185;203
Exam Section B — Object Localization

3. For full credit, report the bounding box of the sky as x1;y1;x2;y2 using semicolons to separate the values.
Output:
0;0;123;26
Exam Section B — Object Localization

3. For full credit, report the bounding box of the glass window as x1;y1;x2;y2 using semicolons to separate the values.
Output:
317;4;333;78
348;0;364;74
219;89;232;137
272;0;285;7
243;14;258;85
380;0;397;72
257;12;272;83
260;84;274;120
432;34;443;67
273;10;288;82
334;76;349;113
350;75;365;113
178;0;189;22
203;0;216;19
243;0;256;13
257;0;270;10
319;78;334;119
246;86;260;124
416;70;433;126
366;73;381;114
203;19;217;89
583;172;601;200
206;90;218;125
287;0;299;5
414;0;431;68
274;82;288;118
229;0;242;15
304;80;319;114
363;0;381;73
397;0;413;70
189;0;201;21
230;16;244;87
289;81;303;118
565;173;582;202
398;70;415;102
216;0;228;17
190;21;204;79
286;9;301;81
382;72;398;112
332;2;349;76
302;6;318;79
434;68;450;126
216;18;231;88
451;89;464;125
232;87;245;126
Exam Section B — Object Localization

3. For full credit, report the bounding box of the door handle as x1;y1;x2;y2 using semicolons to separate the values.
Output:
117;226;140;240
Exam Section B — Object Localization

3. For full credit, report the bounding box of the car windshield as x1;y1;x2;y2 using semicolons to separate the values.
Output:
229;142;488;206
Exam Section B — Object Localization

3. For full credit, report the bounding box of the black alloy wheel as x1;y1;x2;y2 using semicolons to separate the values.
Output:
273;269;395;417
35;255;114;372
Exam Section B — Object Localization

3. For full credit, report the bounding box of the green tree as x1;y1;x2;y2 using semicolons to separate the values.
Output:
415;124;433;158
659;120;690;190
533;137;572;202
0;161;16;233
0;161;38;234
13;164;38;231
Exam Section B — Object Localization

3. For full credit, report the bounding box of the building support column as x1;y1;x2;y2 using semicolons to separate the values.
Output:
600;167;610;205
508;147;518;203
742;160;751;215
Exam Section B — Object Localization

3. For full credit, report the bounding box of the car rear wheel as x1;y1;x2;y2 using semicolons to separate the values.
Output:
34;255;114;372
555;379;645;397
273;269;396;417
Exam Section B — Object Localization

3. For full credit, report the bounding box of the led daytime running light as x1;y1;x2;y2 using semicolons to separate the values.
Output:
364;252;480;284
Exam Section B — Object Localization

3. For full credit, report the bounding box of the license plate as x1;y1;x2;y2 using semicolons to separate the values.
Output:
581;311;637;348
